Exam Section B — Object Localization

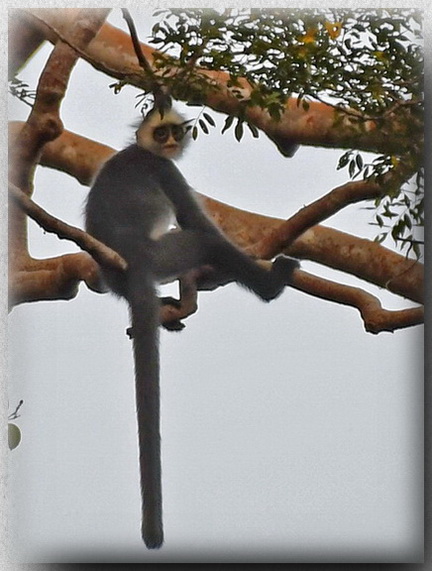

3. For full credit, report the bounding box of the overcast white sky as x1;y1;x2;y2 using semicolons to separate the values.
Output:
6;8;424;564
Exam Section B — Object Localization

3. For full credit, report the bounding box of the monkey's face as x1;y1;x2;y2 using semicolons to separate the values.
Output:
136;109;191;160
152;124;186;159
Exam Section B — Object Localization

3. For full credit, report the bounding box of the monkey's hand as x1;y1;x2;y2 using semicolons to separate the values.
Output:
260;256;299;301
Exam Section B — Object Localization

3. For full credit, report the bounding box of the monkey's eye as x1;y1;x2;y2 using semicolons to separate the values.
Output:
153;125;171;144
153;124;186;144
171;125;185;142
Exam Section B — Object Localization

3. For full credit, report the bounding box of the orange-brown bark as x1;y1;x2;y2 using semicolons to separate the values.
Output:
9;121;423;310
8;10;423;333
292;270;424;334
8;10;47;77
9;10;111;309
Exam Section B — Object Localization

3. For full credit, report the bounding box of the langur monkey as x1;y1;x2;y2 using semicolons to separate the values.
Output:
85;105;299;549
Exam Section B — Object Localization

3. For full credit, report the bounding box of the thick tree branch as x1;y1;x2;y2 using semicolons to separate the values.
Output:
10;253;105;308
9;9;110;190
8;10;46;78
14;122;420;305
249;179;384;259
9;9;111;288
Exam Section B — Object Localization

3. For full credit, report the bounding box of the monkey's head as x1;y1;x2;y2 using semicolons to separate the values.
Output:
136;108;191;160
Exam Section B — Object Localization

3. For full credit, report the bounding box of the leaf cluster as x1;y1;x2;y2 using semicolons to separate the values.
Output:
149;9;423;254
150;8;423;120
372;169;424;258
337;151;424;257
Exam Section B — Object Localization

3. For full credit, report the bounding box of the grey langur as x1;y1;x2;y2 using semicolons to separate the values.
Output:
85;106;299;548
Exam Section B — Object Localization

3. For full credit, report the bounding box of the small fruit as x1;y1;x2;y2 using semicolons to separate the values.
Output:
8;423;21;450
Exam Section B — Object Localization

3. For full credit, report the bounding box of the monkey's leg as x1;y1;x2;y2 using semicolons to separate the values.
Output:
153;231;298;301
160;271;200;331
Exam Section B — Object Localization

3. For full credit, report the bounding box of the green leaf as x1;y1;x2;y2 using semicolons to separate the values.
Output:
247;123;260;138
404;214;412;230
337;151;351;170
234;119;244;142
199;119;209;134
203;112;216;126
221;114;235;134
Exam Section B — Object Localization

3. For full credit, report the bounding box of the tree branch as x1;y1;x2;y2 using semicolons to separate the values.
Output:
9;9;111;293
9;182;126;272
22;9;411;158
292;269;424;334
9;252;106;308
249;178;384;259
249;164;417;260
17;122;421;305
9;9;110;189
121;9;154;77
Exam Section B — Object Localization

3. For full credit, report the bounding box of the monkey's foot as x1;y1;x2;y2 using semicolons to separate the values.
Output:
272;256;300;285
162;319;185;332
158;297;186;331
258;256;299;302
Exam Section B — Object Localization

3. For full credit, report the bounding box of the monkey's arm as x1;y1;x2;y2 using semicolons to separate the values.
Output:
158;160;225;234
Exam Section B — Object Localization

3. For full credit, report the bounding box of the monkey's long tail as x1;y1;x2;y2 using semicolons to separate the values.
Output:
128;272;164;549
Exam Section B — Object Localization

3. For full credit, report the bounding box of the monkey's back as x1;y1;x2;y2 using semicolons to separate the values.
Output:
85;145;180;292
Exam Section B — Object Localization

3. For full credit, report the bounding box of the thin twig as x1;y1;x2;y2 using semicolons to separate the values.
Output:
121;9;155;77
8;400;24;420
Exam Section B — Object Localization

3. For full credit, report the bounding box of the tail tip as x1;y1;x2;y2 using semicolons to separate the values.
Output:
143;529;164;549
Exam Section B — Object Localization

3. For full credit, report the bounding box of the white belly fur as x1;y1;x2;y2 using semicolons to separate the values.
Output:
150;209;176;240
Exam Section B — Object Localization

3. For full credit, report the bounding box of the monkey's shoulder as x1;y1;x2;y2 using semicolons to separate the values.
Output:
109;144;169;169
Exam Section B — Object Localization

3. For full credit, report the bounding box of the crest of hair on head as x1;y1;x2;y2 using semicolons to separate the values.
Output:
136;107;192;159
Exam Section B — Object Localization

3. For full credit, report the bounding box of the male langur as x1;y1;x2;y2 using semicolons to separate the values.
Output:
85;106;299;548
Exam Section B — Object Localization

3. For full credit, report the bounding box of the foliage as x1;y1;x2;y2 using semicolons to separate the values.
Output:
337;151;424;257
150;9;422;115
147;8;423;255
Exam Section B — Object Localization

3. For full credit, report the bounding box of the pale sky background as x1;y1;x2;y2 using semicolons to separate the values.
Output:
6;7;424;564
